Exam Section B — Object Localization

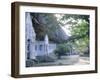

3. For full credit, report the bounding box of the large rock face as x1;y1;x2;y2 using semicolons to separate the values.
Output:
30;13;69;43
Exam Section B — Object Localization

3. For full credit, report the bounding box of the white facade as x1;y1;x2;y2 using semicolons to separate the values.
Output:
25;12;36;60
25;13;56;60
35;41;56;56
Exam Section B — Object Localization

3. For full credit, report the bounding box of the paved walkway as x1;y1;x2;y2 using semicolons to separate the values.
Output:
32;56;89;67
75;57;90;65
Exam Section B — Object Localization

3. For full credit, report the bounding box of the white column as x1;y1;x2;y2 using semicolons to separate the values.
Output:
44;34;49;55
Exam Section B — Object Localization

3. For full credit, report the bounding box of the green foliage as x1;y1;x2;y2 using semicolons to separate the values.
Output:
54;44;70;59
73;37;89;55
58;14;89;55
70;20;89;36
69;20;89;55
59;14;89;55
60;14;89;23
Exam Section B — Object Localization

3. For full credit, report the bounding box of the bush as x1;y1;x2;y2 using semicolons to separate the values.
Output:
54;44;70;59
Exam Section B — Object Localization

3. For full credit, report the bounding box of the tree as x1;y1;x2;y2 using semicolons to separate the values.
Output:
57;14;90;56
67;20;89;55
30;13;69;43
60;14;89;23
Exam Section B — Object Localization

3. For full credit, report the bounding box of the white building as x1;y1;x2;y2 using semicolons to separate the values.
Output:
25;13;56;61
